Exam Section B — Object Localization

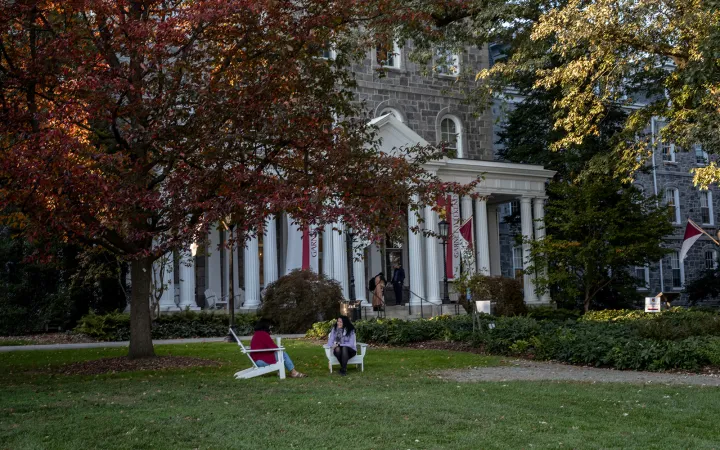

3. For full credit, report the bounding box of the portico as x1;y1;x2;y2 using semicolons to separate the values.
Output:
153;115;554;312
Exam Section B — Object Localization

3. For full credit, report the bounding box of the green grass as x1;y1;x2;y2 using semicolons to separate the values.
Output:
1;341;719;449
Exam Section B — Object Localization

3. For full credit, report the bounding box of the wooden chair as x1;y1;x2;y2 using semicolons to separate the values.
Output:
322;343;369;373
229;328;286;380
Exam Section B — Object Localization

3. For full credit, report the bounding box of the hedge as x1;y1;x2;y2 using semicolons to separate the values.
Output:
306;309;720;372
74;310;256;341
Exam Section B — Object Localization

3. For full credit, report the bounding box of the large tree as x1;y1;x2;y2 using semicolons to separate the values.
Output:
0;0;468;358
498;83;673;311
378;1;719;185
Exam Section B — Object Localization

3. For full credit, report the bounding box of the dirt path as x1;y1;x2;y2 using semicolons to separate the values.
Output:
435;359;720;387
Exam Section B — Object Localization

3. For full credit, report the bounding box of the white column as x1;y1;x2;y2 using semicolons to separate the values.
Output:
487;205;501;276
232;244;240;301
264;215;279;286
332;223;349;298
323;224;334;279
222;241;230;302
207;227;222;297
178;249;199;310
520;197;538;303
154;252;175;311
461;196;475;275
244;236;261;308
352;239;368;305
424;206;441;304
475;197;491;275
534;198;551;304
408;197;425;305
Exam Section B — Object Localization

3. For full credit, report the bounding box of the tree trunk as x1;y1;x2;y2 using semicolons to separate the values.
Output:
584;286;591;313
129;256;156;359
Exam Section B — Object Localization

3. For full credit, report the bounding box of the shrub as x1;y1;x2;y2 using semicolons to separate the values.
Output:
74;310;255;341
454;274;526;316
260;270;342;333
527;306;581;321
305;309;720;372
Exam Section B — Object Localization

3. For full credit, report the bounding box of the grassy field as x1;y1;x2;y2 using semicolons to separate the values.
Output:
1;341;719;449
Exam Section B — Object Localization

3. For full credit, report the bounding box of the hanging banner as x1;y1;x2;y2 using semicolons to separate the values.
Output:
439;195;462;279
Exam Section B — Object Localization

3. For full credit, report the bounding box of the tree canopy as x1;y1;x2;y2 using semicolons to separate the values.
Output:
0;0;471;357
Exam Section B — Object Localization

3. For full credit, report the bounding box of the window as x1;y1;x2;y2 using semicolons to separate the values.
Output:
440;116;462;157
694;144;708;165
654;121;675;162
320;46;335;60
634;265;649;290
705;250;718;270
670;252;684;289
509;200;520;217
435;48;459;76
376;40;400;69
665;188;680;224
379;107;403;122
700;191;713;225
512;246;523;279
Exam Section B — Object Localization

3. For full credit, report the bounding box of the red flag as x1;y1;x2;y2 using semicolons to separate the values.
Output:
301;226;310;270
679;220;704;261
459;217;473;247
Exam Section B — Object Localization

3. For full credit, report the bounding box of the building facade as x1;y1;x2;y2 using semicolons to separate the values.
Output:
149;42;555;314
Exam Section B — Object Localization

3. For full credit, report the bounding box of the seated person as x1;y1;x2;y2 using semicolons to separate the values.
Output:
327;315;357;376
250;319;306;378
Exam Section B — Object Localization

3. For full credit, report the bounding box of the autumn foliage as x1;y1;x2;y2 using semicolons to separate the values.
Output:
0;1;471;357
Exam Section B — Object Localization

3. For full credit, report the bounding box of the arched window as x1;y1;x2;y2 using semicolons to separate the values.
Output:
379;107;403;122
440;116;462;157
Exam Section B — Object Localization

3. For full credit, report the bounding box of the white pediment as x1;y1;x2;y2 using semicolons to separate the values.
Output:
368;114;429;151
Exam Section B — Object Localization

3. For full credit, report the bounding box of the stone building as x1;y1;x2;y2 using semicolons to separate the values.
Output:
146;41;555;316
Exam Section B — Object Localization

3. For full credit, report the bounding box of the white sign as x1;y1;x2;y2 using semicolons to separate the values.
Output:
645;296;661;313
476;300;492;315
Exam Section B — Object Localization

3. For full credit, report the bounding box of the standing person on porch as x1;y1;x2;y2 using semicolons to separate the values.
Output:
391;262;405;306
371;272;386;311
327;315;357;376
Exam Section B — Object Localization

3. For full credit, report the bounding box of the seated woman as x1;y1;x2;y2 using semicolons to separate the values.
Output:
250;319;306;378
327;315;357;376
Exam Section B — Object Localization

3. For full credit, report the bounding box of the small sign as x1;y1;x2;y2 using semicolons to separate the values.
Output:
645;296;661;312
476;300;492;315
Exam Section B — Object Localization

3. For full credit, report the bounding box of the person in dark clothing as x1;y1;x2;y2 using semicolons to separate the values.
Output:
391;263;405;306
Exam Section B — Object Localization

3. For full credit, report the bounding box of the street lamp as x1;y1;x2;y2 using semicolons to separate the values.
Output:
438;219;450;304
346;226;356;303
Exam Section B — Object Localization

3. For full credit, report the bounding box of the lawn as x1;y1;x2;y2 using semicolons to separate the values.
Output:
1;341;719;449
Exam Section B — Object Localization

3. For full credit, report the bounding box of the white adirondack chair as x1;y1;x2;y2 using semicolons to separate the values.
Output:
322;343;369;373
204;289;228;311
229;328;287;380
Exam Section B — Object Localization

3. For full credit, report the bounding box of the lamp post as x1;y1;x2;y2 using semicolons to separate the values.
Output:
438;219;450;305
346;226;356;302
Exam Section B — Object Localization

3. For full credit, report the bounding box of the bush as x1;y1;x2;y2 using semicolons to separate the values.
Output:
74;310;255;341
527;306;581;321
260;270;342;333
304;308;720;372
454;274;526;316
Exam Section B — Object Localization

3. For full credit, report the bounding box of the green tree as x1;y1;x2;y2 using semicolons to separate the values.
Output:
498;80;672;311
528;179;672;312
380;1;719;185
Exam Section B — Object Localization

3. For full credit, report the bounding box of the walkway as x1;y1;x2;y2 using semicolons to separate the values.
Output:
435;359;720;387
0;334;306;352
